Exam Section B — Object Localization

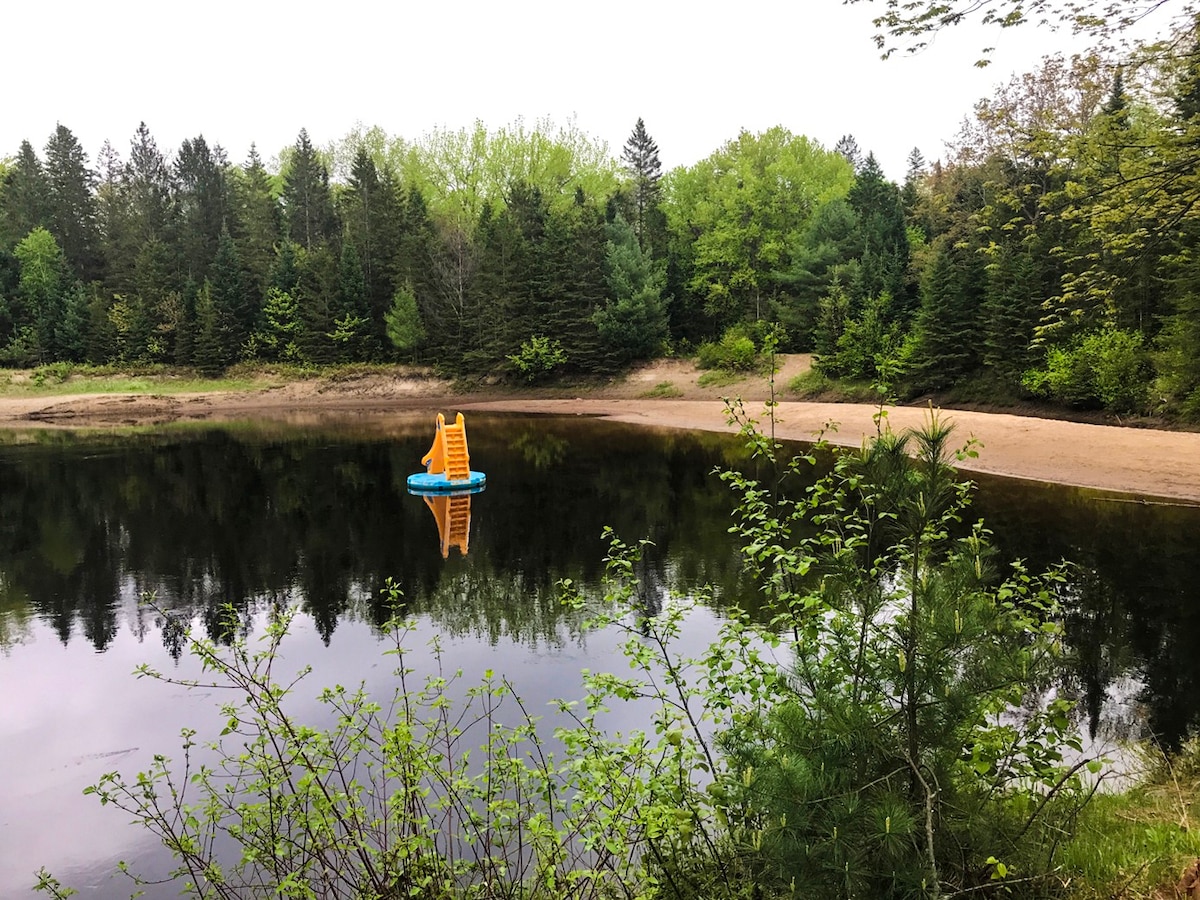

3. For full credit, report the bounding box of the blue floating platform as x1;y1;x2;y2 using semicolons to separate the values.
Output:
407;471;487;493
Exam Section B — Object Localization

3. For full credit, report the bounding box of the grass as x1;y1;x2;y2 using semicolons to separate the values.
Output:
641;381;683;399
1056;742;1200;899
697;370;742;389
0;362;318;398
787;369;880;402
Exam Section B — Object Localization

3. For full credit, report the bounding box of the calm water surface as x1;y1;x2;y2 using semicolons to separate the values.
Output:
1;412;1197;897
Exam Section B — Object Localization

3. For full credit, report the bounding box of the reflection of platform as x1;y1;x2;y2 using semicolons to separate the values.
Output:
408;487;482;558
406;471;487;492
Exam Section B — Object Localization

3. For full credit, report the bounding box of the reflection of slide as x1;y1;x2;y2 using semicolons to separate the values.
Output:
409;412;486;492
423;493;472;558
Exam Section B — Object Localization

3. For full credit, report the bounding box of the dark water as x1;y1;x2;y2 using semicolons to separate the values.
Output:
0;413;1198;896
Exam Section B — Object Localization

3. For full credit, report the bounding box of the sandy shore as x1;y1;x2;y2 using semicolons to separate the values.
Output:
1;358;1198;503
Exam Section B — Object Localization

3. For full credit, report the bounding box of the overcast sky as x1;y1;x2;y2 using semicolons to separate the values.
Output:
3;0;1088;182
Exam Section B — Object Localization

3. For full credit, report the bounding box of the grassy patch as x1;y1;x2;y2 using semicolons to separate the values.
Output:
0;363;283;398
640;381;683;399
696;370;742;389
787;369;879;402
1058;785;1200;897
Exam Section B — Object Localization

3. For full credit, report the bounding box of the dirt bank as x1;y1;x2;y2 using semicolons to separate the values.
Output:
1;357;1198;503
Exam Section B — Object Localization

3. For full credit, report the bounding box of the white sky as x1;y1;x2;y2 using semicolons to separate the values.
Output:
2;0;1094;182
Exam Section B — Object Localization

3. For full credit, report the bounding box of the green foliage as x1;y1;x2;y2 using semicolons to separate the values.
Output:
594;215;668;363
713;406;1089;898
1023;328;1149;413
696;325;759;372
384;282;426;357
252;287;303;363
814;289;901;380
666;127;855;329
507;335;566;382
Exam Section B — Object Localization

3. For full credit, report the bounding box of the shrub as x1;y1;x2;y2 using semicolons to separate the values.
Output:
1024;328;1149;413
507;335;567;382
696;327;758;371
711;404;1091;898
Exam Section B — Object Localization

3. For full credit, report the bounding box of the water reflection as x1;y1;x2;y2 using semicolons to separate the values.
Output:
0;417;1196;742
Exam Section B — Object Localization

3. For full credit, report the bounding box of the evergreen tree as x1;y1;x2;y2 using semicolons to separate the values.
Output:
271;240;301;295
229;145;281;305
594;214;668;363
1;141;50;250
192;281;223;376
981;243;1040;382
58;281;90;362
283;129;336;250
545;190;609;374
95;140;133;297
85;286;117;363
332;239;371;361
43;124;102;282
846;152;911;312
909;232;986;389
341;148;380;297
900;147;927;227
175;135;229;283
207;231;252;366
126;122;174;246
621;118;664;253
384;283;425;361
834;134;863;172
296;244;338;364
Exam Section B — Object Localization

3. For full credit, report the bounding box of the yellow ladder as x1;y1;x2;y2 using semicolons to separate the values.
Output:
422;413;472;482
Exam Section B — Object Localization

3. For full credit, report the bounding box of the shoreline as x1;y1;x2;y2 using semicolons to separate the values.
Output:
0;385;1198;502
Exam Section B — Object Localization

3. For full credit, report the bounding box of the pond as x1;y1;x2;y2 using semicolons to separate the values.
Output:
1;412;1198;898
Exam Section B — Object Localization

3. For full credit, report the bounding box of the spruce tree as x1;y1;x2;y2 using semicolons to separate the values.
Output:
621;118;664;254
43;124;101;283
910;232;985;389
283;129;337;251
229;145;282;305
333;239;371;361
846;152;911;313
834;134;863;172
207;231;252;366
175;135;229;283
1;141;50;250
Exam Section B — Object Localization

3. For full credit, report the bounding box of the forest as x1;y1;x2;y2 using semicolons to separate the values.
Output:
4;19;1200;419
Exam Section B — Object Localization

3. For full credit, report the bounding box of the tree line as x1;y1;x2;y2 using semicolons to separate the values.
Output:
4;23;1200;417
